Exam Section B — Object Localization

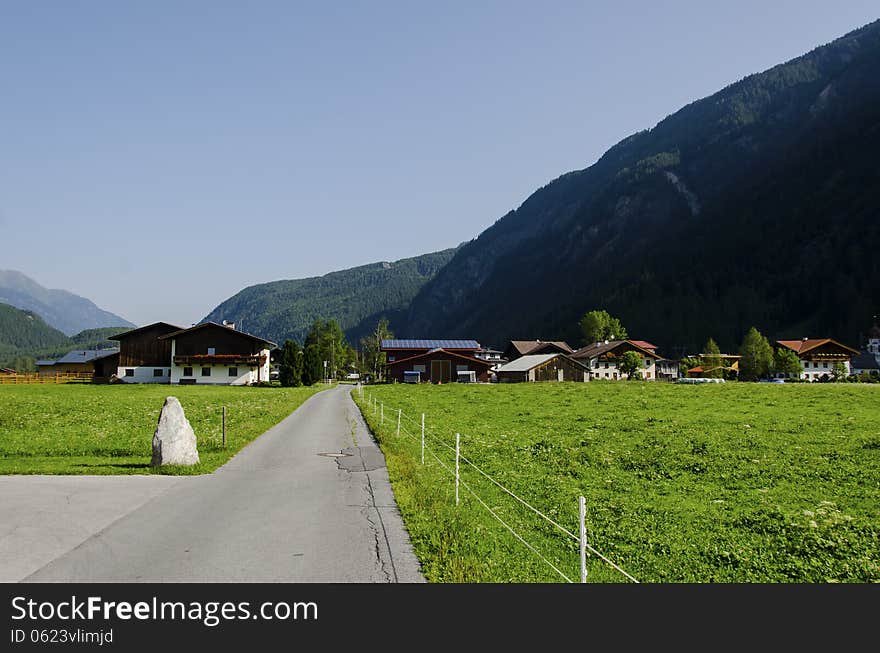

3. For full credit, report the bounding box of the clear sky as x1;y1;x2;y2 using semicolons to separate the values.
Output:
2;1;877;327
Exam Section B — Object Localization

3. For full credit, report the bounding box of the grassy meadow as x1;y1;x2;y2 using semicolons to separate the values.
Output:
354;382;880;583
0;384;324;475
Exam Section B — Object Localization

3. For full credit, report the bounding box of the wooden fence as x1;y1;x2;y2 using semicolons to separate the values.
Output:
0;372;95;385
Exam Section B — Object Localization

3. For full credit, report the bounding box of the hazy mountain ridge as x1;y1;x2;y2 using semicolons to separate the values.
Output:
0;270;134;336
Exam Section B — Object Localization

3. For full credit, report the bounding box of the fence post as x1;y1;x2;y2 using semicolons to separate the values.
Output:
455;433;460;506
397;409;401;437
222;406;227;449
579;496;587;583
421;413;425;465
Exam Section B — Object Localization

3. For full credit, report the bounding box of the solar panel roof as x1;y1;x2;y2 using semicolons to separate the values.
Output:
381;339;480;350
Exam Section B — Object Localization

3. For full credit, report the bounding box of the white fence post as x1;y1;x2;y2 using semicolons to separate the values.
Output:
421;413;425;465
397;409;401;437
579;495;587;583
455;433;460;506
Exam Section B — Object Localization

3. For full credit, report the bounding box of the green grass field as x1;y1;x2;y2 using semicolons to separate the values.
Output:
0;384;324;475
353;382;880;583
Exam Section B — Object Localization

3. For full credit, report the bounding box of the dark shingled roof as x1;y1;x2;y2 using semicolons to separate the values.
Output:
55;349;120;364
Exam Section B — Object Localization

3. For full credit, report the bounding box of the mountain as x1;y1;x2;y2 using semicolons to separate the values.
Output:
0;270;135;336
0;303;70;357
0;304;127;370
202;248;458;345
404;20;880;353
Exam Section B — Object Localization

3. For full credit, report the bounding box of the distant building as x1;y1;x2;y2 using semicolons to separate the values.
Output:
495;353;588;383
850;351;880;376
385;347;492;384
502;340;574;362
571;340;661;380
775;338;859;381
36;349;120;380
380;339;481;364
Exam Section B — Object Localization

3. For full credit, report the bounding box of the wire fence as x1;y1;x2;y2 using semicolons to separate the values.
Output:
355;384;639;583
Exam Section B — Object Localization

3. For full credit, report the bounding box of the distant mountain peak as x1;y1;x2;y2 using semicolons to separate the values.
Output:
0;270;134;336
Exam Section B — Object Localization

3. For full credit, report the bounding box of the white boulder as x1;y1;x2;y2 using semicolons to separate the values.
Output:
151;396;200;466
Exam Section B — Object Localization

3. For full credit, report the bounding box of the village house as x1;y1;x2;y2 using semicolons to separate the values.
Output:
110;322;182;383
850;351;880;377
865;324;880;365
571;340;661;380
502;340;574;362
775;338;859;381
494;353;589;383
160;322;275;385
380;340;490;383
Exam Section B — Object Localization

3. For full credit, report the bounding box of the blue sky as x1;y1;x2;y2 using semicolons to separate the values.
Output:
2;1;877;327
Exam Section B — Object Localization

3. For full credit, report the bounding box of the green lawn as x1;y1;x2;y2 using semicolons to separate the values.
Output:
353;382;880;583
0;384;324;475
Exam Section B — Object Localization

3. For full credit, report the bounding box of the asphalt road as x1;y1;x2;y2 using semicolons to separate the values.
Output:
11;385;423;583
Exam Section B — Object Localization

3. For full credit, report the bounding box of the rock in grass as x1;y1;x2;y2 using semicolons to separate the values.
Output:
151;397;199;466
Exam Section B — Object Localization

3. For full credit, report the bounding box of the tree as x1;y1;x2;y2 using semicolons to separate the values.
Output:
774;348;802;378
702;338;723;378
618;350;642;379
301;344;323;386
579;310;628;345
304;318;350;380
832;362;848;382
359;317;394;382
738;327;774;381
278;339;302;387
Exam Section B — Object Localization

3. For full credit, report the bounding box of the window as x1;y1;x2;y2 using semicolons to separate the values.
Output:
153;369;163;377
201;367;211;377
456;365;468;372
413;364;426;373
207;347;215;355
387;356;396;362
645;359;651;366
604;362;609;369
183;367;193;377
823;362;828;369
228;367;238;377
646;372;652;379
124;369;134;377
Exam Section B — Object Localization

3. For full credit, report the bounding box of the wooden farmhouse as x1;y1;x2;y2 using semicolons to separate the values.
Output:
502;340;573;361
495;353;589;383
160;322;276;385
109;322;182;383
571;339;662;380
381;339;490;383
775;338;859;381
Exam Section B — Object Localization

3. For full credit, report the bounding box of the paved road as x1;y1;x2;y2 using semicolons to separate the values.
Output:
8;385;423;583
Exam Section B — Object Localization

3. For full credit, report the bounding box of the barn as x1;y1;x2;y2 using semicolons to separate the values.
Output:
494;353;589;383
109;322;182;383
386;348;492;383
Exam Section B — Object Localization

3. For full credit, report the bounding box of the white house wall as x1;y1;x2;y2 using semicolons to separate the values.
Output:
116;366;171;384
799;359;850;381
169;349;271;386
